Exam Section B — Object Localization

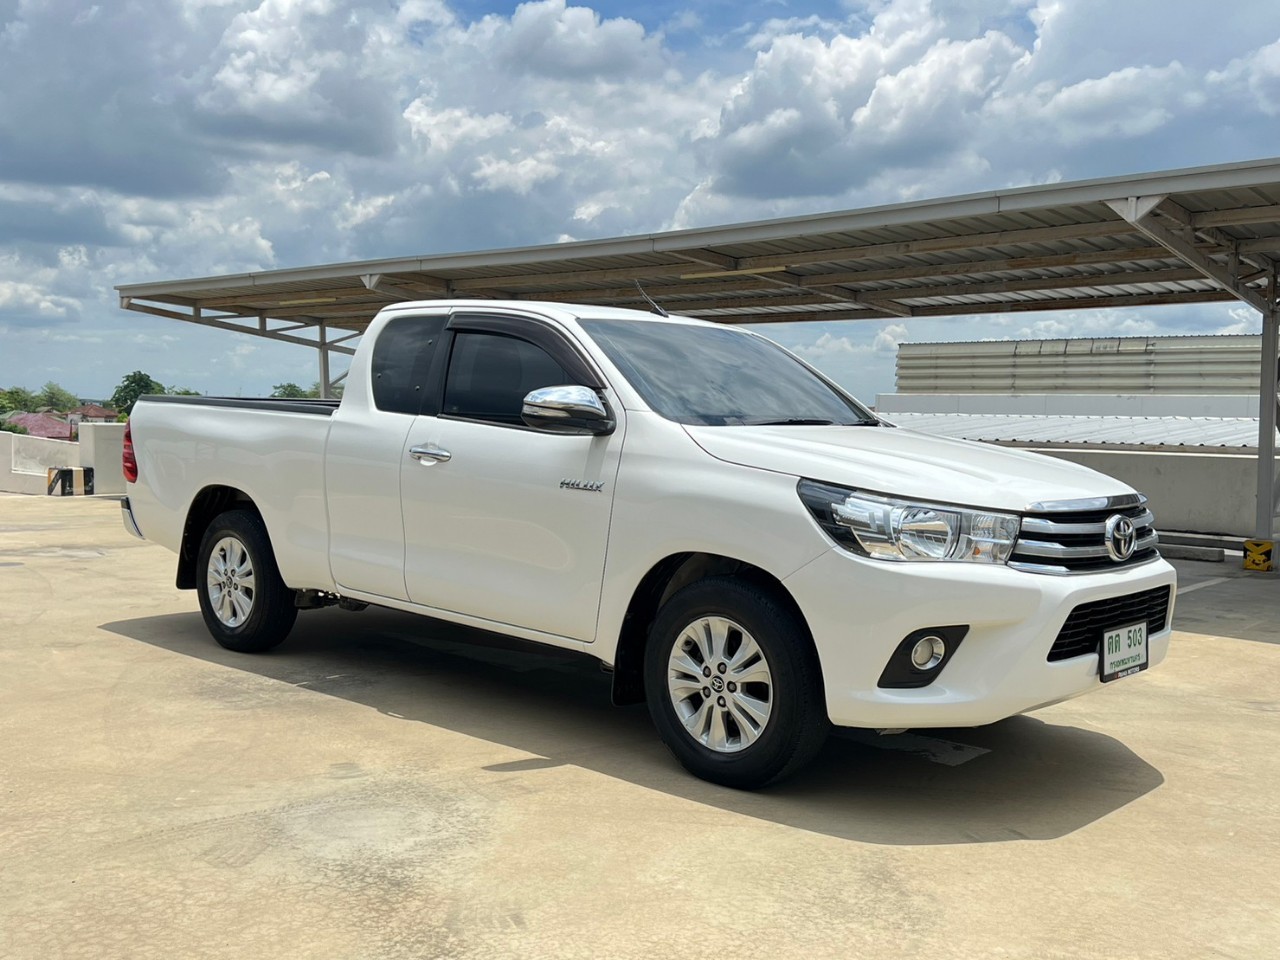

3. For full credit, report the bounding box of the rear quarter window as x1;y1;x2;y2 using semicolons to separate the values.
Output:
370;315;447;415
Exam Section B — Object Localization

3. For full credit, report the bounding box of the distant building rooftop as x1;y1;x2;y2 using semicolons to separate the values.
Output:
891;411;1271;451
895;334;1263;395
69;404;118;420
5;412;74;440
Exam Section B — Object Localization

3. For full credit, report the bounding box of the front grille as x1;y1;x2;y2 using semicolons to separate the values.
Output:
1048;585;1172;662
1010;495;1159;574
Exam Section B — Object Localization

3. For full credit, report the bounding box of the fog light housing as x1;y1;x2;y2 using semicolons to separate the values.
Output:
878;626;969;688
910;635;946;670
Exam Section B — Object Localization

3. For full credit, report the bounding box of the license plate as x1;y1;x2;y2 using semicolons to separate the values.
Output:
1101;621;1148;682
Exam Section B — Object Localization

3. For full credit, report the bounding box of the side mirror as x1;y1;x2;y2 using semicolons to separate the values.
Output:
521;385;615;436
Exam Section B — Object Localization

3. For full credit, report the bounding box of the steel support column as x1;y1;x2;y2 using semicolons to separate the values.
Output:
1107;196;1280;541
318;322;332;400
1257;300;1279;539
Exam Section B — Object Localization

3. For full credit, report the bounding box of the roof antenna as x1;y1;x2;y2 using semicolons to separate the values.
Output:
635;280;669;317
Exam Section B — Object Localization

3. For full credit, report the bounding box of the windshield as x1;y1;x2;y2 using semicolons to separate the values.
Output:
579;319;877;427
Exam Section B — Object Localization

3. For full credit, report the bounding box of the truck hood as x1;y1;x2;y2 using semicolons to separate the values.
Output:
683;423;1133;512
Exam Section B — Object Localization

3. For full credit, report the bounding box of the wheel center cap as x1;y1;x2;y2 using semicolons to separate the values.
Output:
709;675;724;693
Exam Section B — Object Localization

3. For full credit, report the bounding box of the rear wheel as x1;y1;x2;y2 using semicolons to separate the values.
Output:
196;509;297;653
644;577;828;789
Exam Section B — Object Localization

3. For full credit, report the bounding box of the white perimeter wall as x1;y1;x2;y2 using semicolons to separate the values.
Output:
0;424;125;496
0;432;81;495
79;423;126;495
876;393;1262;417
1034;448;1274;538
0;424;1267;536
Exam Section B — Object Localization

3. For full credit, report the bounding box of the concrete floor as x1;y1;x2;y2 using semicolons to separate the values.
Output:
1;495;1277;960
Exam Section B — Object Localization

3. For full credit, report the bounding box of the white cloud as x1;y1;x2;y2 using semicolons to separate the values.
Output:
473;152;561;194
0;280;79;318
988;63;1190;145
1;0;1278;398
1209;38;1280;116
792;332;868;359
1215;308;1262;336
873;322;909;352
403;103;513;152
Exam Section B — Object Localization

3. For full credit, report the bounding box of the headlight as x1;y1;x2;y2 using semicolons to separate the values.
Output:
797;479;1021;564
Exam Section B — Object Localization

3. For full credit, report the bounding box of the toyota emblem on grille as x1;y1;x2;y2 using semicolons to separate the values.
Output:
1105;514;1137;562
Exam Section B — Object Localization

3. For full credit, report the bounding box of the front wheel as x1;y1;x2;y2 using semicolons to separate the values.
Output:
644;577;828;789
196;509;297;653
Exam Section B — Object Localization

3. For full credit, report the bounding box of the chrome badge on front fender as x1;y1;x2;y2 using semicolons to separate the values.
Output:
560;478;605;492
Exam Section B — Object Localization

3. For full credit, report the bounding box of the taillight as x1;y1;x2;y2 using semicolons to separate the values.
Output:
123;421;138;483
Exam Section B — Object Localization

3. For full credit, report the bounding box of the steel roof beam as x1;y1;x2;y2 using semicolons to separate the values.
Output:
192;286;378;308
450;262;685;292
513;278;785;303
1191;203;1280;228
448;228;1142;294
795;245;1198;286
643;293;836;312
120;298;358;355
862;267;1209;304
735;221;1135;271
662;289;1234;327
666;249;902;313
755;270;914;318
1105;196;1272;314
362;272;450;296
488;248;1200;304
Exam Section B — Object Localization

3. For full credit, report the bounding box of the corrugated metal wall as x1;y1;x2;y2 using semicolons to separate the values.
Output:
896;335;1262;394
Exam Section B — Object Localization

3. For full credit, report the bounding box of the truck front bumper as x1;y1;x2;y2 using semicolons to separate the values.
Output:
784;548;1177;729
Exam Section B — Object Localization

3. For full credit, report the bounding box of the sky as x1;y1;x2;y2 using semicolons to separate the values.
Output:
1;0;1278;401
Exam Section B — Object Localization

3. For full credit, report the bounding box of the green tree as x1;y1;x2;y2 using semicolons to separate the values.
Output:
38;381;80;411
0;421;29;435
271;382;312;399
1;386;39;412
167;386;202;396
309;381;343;399
110;371;167;415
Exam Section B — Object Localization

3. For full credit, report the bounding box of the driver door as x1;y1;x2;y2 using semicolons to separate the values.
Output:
399;314;624;642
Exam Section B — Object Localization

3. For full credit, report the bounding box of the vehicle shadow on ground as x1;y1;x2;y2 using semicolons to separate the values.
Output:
102;605;1164;846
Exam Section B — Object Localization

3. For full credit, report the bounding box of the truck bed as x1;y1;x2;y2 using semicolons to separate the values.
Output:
128;394;337;591
140;395;340;415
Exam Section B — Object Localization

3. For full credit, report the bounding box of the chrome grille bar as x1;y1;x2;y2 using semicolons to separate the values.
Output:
1011;499;1161;575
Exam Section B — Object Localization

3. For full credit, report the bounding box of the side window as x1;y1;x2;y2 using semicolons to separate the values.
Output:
443;331;572;425
371;315;446;415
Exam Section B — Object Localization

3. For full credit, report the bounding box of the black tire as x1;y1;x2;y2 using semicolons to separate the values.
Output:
195;509;297;653
644;576;829;789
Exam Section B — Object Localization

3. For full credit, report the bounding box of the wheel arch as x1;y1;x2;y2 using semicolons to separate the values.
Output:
176;485;261;589
609;552;812;706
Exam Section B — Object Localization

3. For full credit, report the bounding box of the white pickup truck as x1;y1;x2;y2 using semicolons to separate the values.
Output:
123;300;1175;788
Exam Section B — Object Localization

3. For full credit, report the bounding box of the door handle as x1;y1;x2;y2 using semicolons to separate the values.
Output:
409;444;451;464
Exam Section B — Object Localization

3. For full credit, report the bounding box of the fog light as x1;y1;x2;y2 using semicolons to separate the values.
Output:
877;625;969;688
910;636;946;670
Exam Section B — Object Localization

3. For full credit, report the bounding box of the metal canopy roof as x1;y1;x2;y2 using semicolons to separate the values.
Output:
115;156;1280;538
118;157;1280;357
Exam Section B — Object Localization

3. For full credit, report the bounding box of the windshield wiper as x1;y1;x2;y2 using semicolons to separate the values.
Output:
742;418;842;426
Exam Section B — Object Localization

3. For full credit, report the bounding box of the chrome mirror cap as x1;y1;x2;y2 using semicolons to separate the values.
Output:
521;385;615;435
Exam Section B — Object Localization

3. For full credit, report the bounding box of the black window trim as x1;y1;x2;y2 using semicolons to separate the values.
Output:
446;312;606;390
430;312;611;431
